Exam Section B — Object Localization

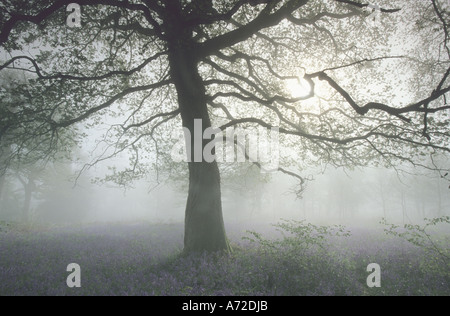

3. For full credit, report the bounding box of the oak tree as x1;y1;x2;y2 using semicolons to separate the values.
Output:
0;0;449;252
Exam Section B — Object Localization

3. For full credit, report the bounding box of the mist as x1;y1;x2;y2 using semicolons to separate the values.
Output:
1;0;450;299
1;161;448;226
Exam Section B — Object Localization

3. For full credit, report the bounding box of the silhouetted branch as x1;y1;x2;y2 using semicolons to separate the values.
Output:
185;0;261;27
218;117;450;153
333;0;401;13
57;79;172;128
123;109;181;132
311;72;450;122
0;0;163;46
199;0;308;57
0;52;167;81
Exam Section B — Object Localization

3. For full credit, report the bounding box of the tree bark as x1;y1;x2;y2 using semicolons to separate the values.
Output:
168;34;231;253
184;159;230;253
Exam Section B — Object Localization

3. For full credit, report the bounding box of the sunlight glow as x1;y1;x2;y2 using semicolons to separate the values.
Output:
286;77;313;99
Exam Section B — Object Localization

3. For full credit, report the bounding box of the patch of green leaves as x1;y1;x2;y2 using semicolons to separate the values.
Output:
381;217;450;278
244;219;351;254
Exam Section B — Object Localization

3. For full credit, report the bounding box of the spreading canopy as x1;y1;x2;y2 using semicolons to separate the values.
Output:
0;0;449;193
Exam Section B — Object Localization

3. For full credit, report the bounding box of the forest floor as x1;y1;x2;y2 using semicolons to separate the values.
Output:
0;220;449;296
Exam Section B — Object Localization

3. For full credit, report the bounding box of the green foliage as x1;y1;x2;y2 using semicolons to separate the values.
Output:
244;219;352;280
381;217;450;279
245;219;351;253
0;220;10;233
1;0;449;191
242;220;353;295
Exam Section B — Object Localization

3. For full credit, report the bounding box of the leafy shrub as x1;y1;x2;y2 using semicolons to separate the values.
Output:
381;217;450;280
0;220;10;233
244;220;351;254
243;220;352;295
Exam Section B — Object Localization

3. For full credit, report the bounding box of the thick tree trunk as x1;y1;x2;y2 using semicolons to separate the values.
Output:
168;37;230;253
184;159;230;253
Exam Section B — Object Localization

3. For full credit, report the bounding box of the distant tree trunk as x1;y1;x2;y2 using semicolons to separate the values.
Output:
380;185;387;218
436;177;442;217
382;198;387;219
0;146;9;211
22;178;35;222
401;191;405;225
303;198;307;220
0;174;4;198
400;190;411;224
421;201;426;219
168;31;230;253
0;174;5;211
17;174;35;222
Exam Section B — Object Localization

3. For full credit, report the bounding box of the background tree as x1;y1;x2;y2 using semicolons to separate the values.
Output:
0;68;80;222
0;154;7;207
0;0;449;253
34;156;93;224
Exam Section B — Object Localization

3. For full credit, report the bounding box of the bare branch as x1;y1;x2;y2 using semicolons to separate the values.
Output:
0;0;163;46
57;79;172;128
431;0;450;59
312;71;450;122
333;0;401;13
317;56;406;73
123;109;181;131
185;0;257;27
287;8;359;25
76;109;178;182
218;117;450;153
0;52;167;81
199;0;309;58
